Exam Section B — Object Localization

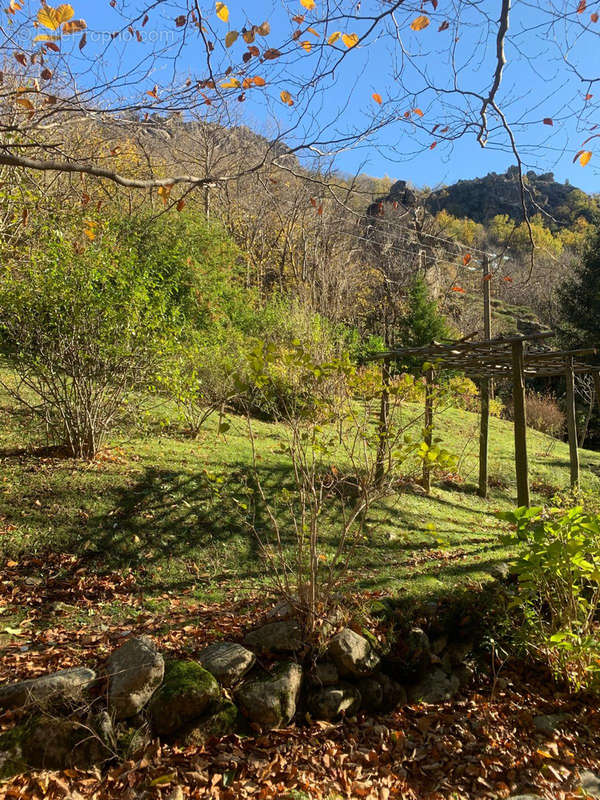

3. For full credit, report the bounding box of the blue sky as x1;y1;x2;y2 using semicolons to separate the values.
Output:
67;1;600;193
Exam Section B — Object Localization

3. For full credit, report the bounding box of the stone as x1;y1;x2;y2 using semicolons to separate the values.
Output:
0;666;96;711
328;629;380;678
408;668;460;704
236;662;302;729
244;620;303;653
149;660;220;737
580;771;600;798
533;713;568;735
107;635;164;720
179;700;239;746
197;642;256;687
507;796;543;800
445;640;474;667
384;627;431;683
308;684;361;721
116;719;152;758
490;562;511;580
378;673;408;709
357;678;384;711
431;635;448;656
309;662;339;687
20;715;114;771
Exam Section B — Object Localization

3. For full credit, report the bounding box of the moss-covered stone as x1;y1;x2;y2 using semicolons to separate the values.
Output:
0;721;30;779
179;700;239;747
149;660;220;737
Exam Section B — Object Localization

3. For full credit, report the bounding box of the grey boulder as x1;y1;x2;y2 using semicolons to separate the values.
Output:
408;668;460;704
107;635;164;720
0;666;96;711
244;620;303;653
308;684;361;721
581;771;600;798
197;642;255;686
328;629;380;678
357;677;384;711
236;662;302;729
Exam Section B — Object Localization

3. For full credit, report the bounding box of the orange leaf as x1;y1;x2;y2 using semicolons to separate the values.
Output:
410;15;430;30
372;93;382;104
579;150;592;166
577;0;586;12
463;253;472;265
504;276;513;282
177;199;186;212
341;32;359;48
438;20;449;31
592;11;599;21
252;76;266;86
585;93;593;100
430;141;437;149
280;89;293;105
413;108;424;116
452;286;466;293
543;117;553;125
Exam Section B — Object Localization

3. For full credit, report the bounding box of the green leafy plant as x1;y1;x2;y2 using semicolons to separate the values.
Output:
498;505;600;690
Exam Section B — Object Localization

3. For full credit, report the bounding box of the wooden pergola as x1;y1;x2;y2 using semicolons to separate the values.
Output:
370;332;599;506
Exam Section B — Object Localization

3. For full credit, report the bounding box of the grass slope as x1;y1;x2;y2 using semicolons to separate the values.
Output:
1;392;599;633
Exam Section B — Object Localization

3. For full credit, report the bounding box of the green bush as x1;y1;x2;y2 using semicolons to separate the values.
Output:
499;505;600;691
0;221;183;458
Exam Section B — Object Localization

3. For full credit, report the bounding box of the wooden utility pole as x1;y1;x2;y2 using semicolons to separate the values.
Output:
478;253;492;498
565;357;580;489
375;356;391;486
511;340;530;507
423;367;434;494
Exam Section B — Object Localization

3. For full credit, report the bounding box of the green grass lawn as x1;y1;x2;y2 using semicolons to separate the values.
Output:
1;385;599;635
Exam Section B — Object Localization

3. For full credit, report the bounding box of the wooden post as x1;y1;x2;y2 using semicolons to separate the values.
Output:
375;357;391;486
423;367;434;494
565;357;580;489
478;254;492;498
594;372;600;412
511;340;530;507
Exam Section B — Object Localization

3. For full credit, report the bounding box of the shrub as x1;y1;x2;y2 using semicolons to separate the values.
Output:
525;391;566;437
0;224;181;458
499;505;600;690
506;390;565;437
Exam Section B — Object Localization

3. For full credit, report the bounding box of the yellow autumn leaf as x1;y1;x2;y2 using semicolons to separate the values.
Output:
37;6;60;30
280;89;293;105
215;2;229;22
580;150;592;166
328;31;341;44
62;19;86;34
37;3;75;30
300;0;316;8
341;32;359;48
225;30;238;47
15;97;34;111
306;27;319;36
220;77;241;88
410;15;430;30
300;40;312;52
33;33;61;42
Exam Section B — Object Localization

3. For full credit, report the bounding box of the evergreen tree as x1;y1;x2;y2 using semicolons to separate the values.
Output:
397;275;450;348
560;222;600;346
